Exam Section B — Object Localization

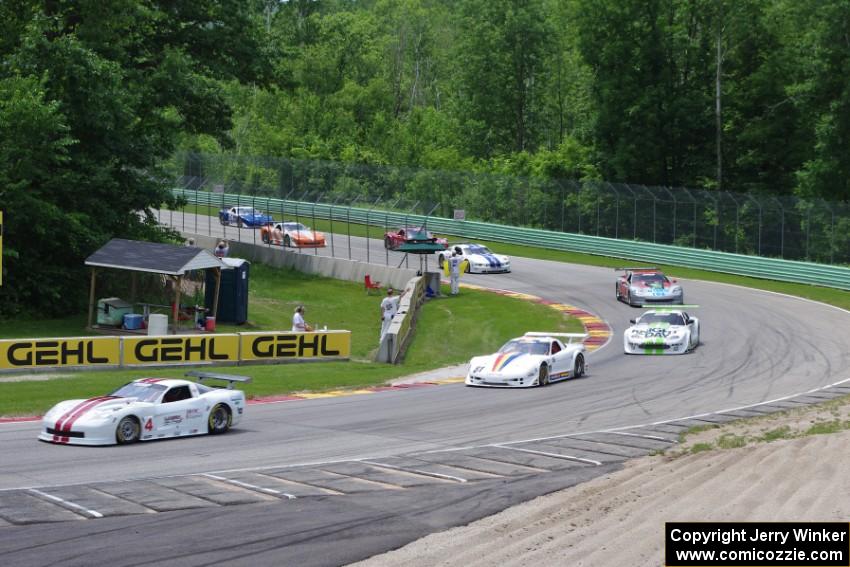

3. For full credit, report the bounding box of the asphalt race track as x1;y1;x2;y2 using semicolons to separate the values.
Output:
2;212;849;566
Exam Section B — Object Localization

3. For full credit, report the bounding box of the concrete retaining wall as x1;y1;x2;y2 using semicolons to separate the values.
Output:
186;233;419;290
375;275;428;363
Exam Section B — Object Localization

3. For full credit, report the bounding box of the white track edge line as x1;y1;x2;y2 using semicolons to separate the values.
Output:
28;488;103;518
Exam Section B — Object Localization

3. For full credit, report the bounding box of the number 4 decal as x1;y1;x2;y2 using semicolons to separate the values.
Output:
144;418;153;431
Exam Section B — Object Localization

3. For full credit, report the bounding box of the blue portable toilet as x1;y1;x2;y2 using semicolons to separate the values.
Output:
205;258;250;324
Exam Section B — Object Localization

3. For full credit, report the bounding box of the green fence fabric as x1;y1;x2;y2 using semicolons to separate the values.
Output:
175;190;850;291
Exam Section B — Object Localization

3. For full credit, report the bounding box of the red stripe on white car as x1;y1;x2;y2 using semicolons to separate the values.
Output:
53;396;115;443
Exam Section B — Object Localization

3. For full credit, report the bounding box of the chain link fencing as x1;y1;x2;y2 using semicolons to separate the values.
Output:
168;151;850;265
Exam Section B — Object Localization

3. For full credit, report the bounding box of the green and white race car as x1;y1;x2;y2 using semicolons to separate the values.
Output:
623;308;700;355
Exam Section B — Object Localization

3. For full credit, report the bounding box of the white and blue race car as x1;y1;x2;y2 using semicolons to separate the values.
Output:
466;333;587;388
623;308;700;355
218;206;274;228
438;243;511;274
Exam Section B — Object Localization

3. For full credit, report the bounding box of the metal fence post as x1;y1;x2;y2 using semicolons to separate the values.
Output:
623;184;637;240
831;206;835;264
609;183;620;239
747;194;762;256
724;192;741;253
311;196;319;256
805;207;811;260
772;197;785;258
348;195;361;261
328;195;339;258
559;180;565;232
662;186;676;243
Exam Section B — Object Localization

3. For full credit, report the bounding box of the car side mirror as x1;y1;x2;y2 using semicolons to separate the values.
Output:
629;319;636;324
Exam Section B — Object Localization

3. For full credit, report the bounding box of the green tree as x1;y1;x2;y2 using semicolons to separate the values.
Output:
0;1;265;315
452;0;548;157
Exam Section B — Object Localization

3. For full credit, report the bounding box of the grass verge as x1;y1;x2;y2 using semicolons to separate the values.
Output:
669;393;850;456
0;265;581;416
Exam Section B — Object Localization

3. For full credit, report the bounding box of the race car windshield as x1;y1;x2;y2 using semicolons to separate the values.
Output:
283;223;309;231
110;382;168;402
406;229;431;240
639;313;685;326
498;340;549;355
633;274;667;286
468;245;492;254
235;208;259;215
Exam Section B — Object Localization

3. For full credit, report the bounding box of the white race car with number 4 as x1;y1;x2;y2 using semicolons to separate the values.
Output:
466;333;587;388
39;372;250;446
623;308;700;355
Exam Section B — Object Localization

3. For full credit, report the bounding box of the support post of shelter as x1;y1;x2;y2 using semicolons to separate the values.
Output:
173;275;182;333
130;272;138;304
212;267;221;318
87;268;97;328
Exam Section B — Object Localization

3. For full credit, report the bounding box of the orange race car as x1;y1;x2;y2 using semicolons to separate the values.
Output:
260;221;326;248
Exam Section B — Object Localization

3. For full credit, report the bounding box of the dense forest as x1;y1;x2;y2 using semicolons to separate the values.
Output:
2;0;849;315
183;0;850;200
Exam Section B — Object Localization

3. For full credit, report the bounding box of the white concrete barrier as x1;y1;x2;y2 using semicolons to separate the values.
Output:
375;275;429;363
186;233;418;290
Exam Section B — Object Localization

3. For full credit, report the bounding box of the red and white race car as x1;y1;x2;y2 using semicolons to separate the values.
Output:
38;372;249;446
615;267;684;307
383;227;448;252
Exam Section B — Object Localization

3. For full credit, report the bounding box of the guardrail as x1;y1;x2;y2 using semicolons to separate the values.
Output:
175;189;850;291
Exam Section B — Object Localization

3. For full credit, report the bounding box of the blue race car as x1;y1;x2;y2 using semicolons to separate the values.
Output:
218;206;274;228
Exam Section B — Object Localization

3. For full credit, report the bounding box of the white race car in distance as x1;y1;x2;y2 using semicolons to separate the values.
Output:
623;308;700;355
39;372;250;446
466;332;587;388
439;243;511;274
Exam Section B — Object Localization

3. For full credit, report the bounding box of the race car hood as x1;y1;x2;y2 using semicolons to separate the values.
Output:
244;213;273;222
630;280;681;295
43;396;138;424
290;230;324;240
626;323;687;341
469;351;541;377
468;253;509;267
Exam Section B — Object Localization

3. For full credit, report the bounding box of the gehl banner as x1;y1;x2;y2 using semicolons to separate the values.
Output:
0;331;351;371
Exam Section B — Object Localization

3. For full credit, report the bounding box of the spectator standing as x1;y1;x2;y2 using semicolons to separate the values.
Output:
214;240;229;258
448;250;462;295
380;287;404;339
292;305;313;332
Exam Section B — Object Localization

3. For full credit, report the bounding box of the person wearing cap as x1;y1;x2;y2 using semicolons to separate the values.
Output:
214;240;229;258
380;287;405;339
448;249;462;295
292;305;313;332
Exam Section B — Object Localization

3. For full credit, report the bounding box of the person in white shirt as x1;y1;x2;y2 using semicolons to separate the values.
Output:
380;287;405;339
448;251;462;295
292;305;313;332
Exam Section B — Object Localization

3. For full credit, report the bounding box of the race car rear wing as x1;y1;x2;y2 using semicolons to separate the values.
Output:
524;332;588;344
614;266;659;273
185;371;252;390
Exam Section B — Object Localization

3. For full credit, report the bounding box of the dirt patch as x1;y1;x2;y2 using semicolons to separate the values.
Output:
351;398;850;567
